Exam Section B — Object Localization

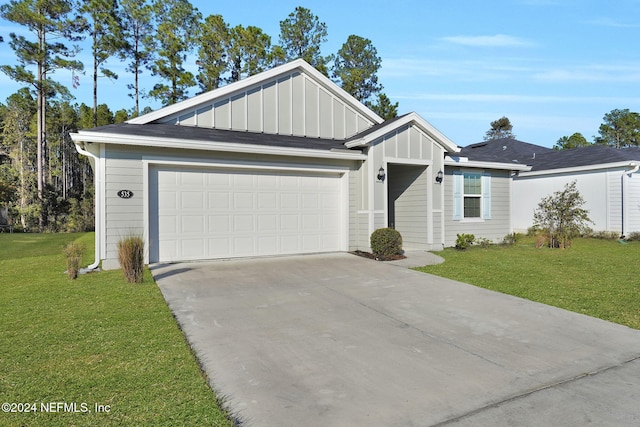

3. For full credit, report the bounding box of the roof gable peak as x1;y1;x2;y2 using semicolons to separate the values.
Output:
128;59;383;126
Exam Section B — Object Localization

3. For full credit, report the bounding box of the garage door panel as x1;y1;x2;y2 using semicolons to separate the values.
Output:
182;239;205;258
151;167;343;262
181;191;205;209
209;215;230;232
182;215;204;233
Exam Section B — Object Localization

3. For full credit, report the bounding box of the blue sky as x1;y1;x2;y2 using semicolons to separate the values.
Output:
1;0;640;147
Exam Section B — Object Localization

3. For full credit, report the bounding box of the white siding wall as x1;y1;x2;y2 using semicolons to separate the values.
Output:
512;168;635;234
626;172;640;233
159;71;375;139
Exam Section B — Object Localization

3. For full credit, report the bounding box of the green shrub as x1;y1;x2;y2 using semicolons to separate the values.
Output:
63;241;85;280
118;235;145;283
502;232;523;246
370;228;403;257
476;237;492;248
455;233;475;250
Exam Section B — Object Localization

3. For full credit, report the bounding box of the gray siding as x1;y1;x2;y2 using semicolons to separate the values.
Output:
103;147;145;266
444;168;512;246
158;71;375;139
388;165;428;249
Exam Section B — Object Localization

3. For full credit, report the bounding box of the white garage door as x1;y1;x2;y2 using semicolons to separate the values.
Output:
149;166;344;262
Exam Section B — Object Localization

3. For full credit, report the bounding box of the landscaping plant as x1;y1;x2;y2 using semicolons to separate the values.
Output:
370;227;403;257
63;241;85;280
455;233;475;250
532;181;592;249
118;235;145;283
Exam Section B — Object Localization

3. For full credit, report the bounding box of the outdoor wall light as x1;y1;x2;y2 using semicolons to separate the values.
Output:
435;170;444;184
377;166;386;182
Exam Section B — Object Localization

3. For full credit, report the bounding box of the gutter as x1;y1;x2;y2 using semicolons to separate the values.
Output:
621;162;639;238
74;142;101;271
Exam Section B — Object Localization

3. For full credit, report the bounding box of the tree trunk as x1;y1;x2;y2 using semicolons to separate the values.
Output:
37;24;46;231
93;31;98;128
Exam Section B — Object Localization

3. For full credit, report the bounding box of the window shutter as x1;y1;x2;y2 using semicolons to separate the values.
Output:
453;171;462;220
482;173;491;219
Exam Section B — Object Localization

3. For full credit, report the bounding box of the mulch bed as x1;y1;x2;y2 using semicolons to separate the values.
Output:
351;250;406;261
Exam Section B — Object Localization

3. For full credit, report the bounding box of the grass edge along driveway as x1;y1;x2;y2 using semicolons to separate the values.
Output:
0;232;235;426
417;237;640;330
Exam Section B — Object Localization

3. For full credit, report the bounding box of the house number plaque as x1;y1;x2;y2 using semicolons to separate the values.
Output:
117;190;134;199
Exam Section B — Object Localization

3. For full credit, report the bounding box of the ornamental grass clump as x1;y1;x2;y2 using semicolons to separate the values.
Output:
118;235;144;283
63;241;85;280
370;227;403;258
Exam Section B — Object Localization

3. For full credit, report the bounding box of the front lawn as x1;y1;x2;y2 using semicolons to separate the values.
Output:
417;237;640;330
0;233;234;426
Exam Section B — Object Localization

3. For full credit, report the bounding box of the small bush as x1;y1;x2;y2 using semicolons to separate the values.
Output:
370;228;403;257
455;233;475;250
476;237;492;248
626;231;640;241
63;241;85;280
502;233;523;246
590;230;620;240
118;235;144;283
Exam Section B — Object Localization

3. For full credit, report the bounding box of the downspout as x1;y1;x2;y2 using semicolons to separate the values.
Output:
74;142;101;271
621;162;639;238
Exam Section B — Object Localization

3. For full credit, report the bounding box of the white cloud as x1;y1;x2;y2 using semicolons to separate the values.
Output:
393;93;640;105
533;64;640;83
583;17;639;28
440;34;535;48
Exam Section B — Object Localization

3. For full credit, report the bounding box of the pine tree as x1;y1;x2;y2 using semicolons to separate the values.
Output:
1;0;84;230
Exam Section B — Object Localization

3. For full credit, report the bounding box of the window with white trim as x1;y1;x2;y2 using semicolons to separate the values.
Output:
463;173;482;218
453;171;491;220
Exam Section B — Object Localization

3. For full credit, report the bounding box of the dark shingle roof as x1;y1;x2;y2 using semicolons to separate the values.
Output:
526;145;640;171
459;138;640;171
457;138;554;164
83;122;359;152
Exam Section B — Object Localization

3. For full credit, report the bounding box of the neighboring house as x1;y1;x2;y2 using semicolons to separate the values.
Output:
459;138;640;236
70;60;528;269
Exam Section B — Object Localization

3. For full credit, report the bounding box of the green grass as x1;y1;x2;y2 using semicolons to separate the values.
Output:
417;236;640;330
0;232;234;426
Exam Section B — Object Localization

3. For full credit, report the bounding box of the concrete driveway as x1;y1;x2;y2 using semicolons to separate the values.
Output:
152;253;640;426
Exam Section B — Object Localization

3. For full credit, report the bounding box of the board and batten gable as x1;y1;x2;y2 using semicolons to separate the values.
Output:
152;71;376;140
444;167;512;246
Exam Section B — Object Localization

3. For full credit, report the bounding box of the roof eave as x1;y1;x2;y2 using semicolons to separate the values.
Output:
445;156;532;171
69;131;367;161
517;161;639;177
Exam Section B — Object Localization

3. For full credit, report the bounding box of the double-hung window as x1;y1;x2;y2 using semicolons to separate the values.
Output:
463;173;482;218
453;170;491;220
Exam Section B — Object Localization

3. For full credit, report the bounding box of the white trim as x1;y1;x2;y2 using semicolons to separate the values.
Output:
127;59;383;126
517;161;638;177
141;155;352;175
345;112;460;153
385;157;432;166
142;161;150;264
70;131;367;161
99;145;106;262
445;156;532;171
